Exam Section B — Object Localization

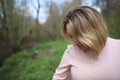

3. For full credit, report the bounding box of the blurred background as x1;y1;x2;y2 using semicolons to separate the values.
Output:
0;0;120;80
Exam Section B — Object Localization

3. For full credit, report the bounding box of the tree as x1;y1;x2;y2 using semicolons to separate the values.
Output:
43;0;81;40
0;0;33;66
44;1;61;39
30;0;55;41
93;0;120;38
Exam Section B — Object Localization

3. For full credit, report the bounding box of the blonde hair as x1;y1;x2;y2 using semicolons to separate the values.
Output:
62;6;108;58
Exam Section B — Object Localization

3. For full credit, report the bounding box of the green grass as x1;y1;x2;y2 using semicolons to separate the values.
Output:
0;40;70;80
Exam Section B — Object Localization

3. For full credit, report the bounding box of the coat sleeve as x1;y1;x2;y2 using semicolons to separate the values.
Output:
52;47;71;80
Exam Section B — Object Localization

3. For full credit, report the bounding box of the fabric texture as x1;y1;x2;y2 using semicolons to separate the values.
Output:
52;37;120;80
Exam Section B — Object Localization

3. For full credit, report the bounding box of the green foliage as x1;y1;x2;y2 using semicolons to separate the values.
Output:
96;0;120;39
0;40;70;80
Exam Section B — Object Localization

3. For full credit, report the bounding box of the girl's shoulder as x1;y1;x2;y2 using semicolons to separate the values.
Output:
107;37;120;49
66;44;79;51
108;37;120;43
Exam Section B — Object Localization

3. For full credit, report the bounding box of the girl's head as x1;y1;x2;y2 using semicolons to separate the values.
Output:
62;6;108;58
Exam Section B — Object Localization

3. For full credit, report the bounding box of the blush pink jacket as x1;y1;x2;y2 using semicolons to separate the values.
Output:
52;37;120;80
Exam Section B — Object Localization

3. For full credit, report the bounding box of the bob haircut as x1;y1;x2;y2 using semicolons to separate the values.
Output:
62;6;108;58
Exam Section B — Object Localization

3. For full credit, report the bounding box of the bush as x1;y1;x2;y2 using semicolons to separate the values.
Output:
0;40;70;80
